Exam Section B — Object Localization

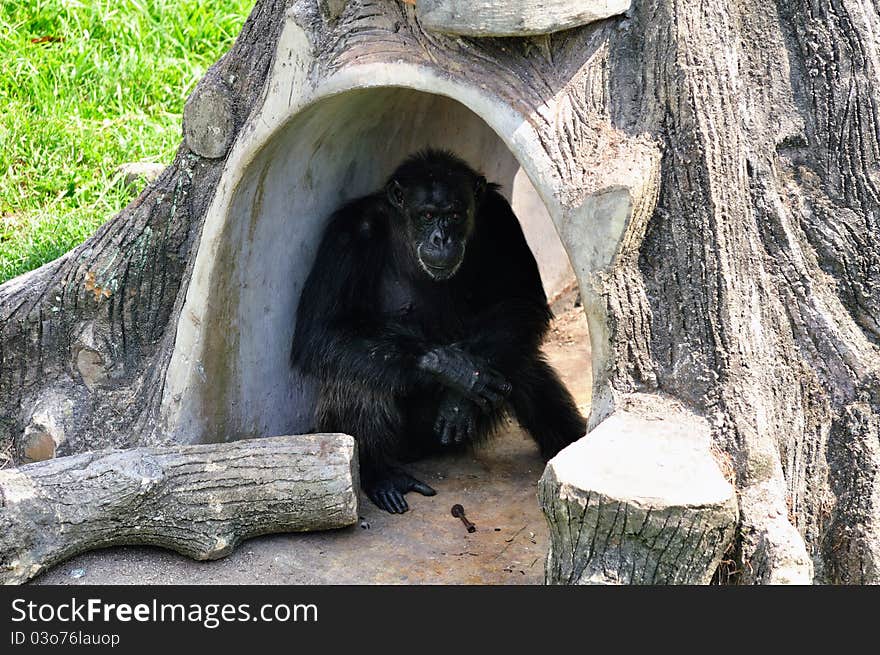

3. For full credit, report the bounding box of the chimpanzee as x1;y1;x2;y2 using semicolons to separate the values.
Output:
291;149;586;514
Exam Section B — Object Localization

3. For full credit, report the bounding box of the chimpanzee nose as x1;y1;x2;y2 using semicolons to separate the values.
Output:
430;231;446;248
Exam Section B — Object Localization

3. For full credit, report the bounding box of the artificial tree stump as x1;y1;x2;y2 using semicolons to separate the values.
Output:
0;433;359;585
540;395;739;584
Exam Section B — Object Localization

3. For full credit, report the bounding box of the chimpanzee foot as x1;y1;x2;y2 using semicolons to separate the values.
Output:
366;469;436;514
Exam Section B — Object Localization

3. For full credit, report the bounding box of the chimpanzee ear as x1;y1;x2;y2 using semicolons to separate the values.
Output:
386;180;405;210
474;175;487;198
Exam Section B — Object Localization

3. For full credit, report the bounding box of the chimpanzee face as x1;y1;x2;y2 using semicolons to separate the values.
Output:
387;175;485;281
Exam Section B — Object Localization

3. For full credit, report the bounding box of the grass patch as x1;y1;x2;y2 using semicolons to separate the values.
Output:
0;0;254;283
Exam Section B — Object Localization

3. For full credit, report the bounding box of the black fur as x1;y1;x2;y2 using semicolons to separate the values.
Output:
291;149;586;513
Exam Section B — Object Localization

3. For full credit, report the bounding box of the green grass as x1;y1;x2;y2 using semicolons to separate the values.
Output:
0;0;254;283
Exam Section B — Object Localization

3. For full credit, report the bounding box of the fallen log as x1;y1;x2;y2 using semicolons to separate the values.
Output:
0;433;359;585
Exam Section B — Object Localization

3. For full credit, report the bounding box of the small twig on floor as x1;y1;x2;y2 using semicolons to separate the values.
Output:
505;525;527;544
494;525;528;560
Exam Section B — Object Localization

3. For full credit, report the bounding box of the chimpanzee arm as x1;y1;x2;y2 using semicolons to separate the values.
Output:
291;203;432;395
455;191;554;373
293;200;513;406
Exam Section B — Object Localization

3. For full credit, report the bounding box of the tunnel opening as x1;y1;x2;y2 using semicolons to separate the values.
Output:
165;87;592;449
159;85;596;583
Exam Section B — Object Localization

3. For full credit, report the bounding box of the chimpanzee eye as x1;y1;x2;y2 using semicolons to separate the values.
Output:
422;212;433;221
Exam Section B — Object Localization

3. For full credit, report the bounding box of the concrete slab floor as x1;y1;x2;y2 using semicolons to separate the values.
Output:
33;307;591;585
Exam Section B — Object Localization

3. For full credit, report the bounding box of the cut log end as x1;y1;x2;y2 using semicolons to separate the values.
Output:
183;76;235;159
416;0;632;37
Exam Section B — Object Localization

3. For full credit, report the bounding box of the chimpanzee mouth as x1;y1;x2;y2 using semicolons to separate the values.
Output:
417;248;465;281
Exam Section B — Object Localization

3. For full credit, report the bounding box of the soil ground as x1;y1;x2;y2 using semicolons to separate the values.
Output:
33;306;591;585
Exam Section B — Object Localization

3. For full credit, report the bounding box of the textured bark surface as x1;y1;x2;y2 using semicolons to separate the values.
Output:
0;1;878;584
0;433;359;585
609;0;880;584
0;0;289;459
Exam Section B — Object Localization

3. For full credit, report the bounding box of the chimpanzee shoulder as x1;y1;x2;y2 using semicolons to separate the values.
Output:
468;186;531;257
324;192;391;247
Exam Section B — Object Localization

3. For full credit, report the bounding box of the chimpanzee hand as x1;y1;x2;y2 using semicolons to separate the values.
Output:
434;390;481;446
418;345;512;412
365;467;436;514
